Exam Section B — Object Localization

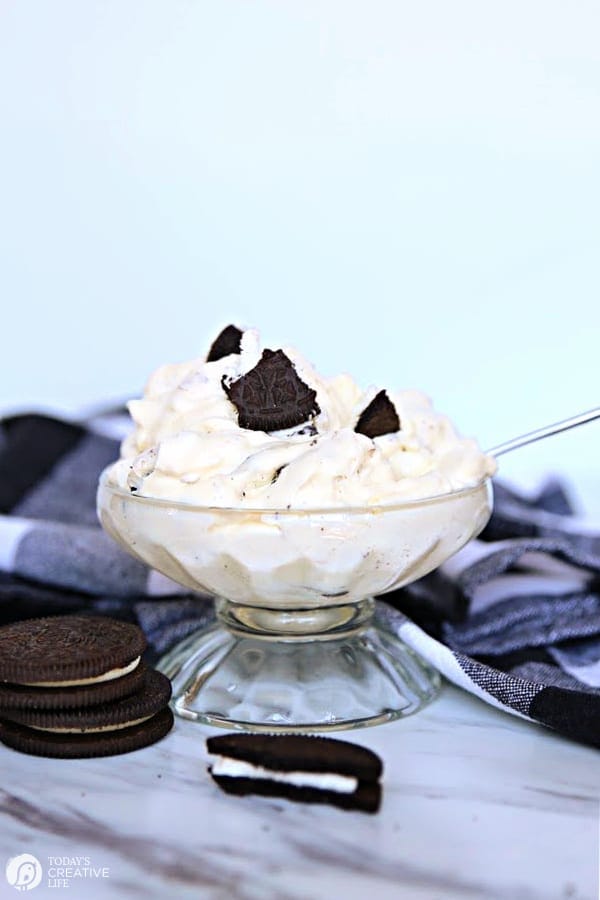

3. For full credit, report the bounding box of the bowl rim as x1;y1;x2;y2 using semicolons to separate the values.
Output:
98;469;492;516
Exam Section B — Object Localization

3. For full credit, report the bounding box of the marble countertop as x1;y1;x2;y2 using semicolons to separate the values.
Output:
1;683;598;900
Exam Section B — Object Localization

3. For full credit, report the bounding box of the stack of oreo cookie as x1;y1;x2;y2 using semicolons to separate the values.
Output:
0;615;173;758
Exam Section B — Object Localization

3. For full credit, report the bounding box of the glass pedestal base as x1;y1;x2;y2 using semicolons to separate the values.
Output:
157;598;440;732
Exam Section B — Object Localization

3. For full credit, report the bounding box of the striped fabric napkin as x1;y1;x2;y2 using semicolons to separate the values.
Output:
1;412;598;749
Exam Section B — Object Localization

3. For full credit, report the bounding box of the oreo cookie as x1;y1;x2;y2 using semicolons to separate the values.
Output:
0;615;146;687
1;668;171;732
0;670;173;758
355;390;400;439
206;324;244;362
0;660;147;710
224;349;320;432
0;617;174;758
0;707;174;759
207;733;383;813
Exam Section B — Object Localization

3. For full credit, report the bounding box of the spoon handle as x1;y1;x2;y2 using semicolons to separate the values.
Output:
487;407;600;458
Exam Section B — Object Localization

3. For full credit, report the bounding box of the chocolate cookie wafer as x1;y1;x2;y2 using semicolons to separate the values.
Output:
0;708;174;759
0;615;146;687
223;349;320;431
355;390;400;439
206;324;244;362
0;669;173;758
1;668;171;732
0;660;147;710
207;733;383;813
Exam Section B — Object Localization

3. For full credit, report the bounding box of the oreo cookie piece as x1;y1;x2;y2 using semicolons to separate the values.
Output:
0;707;174;759
207;733;383;813
224;349;320;432
355;390;400;439
0;668;171;732
0;615;146;687
0;660;147;711
206;325;244;362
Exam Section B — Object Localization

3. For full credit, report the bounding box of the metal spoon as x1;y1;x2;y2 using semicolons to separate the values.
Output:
487;407;600;458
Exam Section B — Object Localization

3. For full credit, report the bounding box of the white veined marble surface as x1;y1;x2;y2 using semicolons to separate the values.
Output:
1;683;598;900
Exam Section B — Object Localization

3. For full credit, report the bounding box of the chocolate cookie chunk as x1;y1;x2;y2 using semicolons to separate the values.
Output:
207;733;383;813
355;390;400;439
0;616;146;686
223;349;320;431
206;325;244;362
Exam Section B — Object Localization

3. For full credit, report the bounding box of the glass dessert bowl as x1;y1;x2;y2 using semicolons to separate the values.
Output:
97;472;492;732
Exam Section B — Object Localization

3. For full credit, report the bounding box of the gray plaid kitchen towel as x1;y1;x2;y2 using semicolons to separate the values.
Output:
1;412;599;749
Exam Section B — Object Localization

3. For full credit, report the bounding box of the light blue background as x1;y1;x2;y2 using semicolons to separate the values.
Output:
1;1;599;509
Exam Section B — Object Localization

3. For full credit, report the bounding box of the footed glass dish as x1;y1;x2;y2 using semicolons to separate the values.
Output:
97;473;492;732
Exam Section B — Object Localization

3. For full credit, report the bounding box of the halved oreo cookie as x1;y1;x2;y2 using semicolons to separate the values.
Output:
207;733;383;813
223;349;320;432
355;390;400;439
0;707;174;759
0;615;146;687
1;668;171;732
206;325;244;362
0;659;147;710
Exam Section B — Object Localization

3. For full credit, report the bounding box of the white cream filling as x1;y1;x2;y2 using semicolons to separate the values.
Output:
211;755;358;794
20;656;141;688
28;713;152;734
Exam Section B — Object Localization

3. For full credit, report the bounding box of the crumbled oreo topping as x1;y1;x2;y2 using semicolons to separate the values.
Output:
206;325;244;362
354;390;400;439
223;349;320;432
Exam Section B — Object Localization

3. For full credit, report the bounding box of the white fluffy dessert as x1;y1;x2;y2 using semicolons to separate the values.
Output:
98;327;495;607
107;328;495;508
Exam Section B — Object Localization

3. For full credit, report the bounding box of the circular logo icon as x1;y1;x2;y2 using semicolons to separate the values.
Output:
5;855;43;892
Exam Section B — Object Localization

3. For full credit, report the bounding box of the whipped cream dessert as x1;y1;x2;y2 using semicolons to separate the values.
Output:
107;326;495;509
98;325;495;607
